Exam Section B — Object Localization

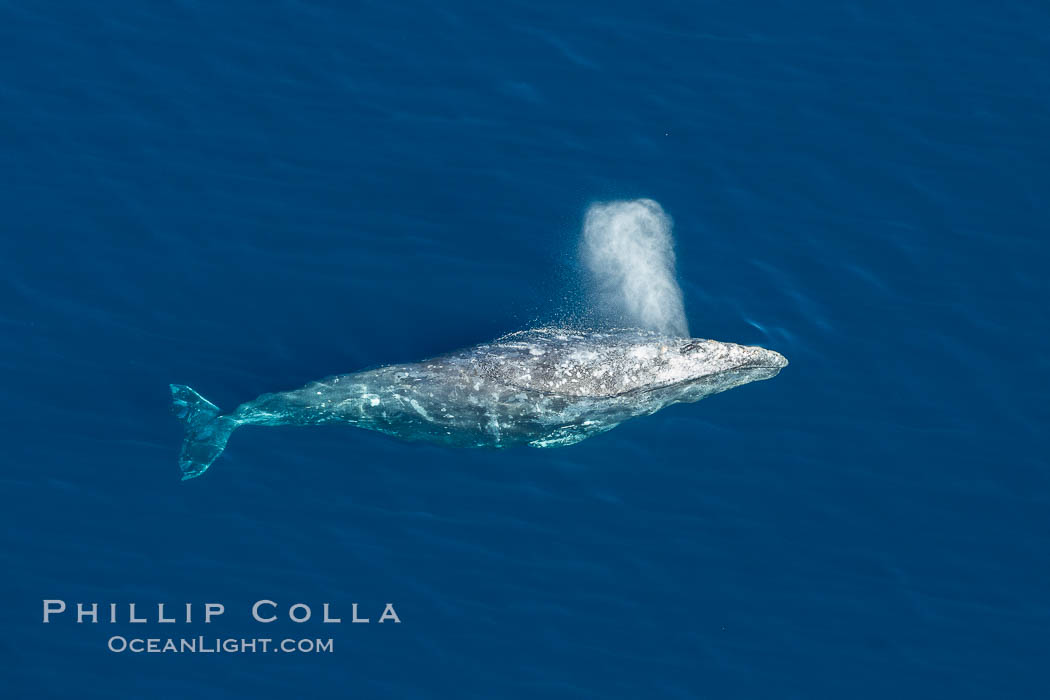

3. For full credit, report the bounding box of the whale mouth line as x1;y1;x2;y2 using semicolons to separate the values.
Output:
498;365;785;401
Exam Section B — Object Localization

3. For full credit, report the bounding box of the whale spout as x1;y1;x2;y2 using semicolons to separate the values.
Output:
170;384;237;480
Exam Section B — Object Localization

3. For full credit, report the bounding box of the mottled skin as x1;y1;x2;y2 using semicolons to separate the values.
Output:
171;328;787;480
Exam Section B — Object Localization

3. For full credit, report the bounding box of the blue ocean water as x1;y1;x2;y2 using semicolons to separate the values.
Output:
1;1;1048;697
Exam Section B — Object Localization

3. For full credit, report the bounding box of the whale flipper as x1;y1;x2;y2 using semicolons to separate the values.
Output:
170;384;237;481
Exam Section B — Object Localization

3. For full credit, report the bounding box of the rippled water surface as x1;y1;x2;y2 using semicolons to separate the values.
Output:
1;2;1048;698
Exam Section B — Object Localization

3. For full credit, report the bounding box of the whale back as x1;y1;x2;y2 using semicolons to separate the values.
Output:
445;327;695;399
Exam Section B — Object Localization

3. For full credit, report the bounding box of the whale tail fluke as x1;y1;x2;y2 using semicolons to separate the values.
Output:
170;384;237;481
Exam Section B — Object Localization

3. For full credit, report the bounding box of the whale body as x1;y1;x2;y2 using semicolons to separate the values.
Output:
170;327;787;480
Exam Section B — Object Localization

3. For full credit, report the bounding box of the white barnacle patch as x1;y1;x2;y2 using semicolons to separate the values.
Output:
486;415;502;439
407;398;432;421
630;346;657;361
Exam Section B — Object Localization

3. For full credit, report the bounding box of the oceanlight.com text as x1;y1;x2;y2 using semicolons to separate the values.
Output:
107;636;334;654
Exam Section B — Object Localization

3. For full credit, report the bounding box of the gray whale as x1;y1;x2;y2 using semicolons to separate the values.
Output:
171;327;787;480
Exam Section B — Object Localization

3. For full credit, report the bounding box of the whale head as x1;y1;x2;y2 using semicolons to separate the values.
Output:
669;338;788;401
679;338;788;377
469;328;787;401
